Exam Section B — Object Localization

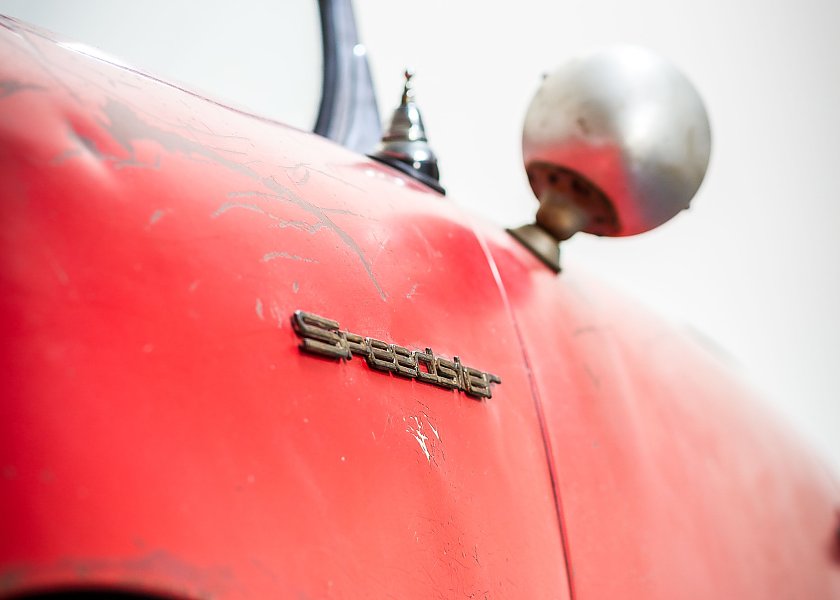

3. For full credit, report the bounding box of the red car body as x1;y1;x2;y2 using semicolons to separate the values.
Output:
1;16;838;599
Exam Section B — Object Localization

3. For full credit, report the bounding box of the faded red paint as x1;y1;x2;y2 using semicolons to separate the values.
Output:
0;17;569;600
485;229;840;598
0;15;837;600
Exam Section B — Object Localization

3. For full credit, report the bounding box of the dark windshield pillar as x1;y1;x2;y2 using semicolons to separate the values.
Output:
314;0;381;154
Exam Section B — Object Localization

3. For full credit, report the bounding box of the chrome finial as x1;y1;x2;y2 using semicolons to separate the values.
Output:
401;68;415;104
369;69;444;194
512;46;712;270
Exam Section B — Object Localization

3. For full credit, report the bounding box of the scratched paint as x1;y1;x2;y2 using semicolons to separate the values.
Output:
405;413;443;465
261;251;317;264
0;78;44;98
0;18;577;598
48;71;386;299
147;209;167;226
268;301;283;329
212;200;326;234
106;96;385;291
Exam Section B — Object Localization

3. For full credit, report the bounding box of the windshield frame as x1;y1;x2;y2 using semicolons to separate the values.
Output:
314;0;381;153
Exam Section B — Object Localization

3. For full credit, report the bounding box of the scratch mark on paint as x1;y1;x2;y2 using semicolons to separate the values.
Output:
369;231;393;266
148;209;167;226
279;161;365;192
226;190;279;200
282;163;310;186
225;192;332;228
96;97;258;178
37;80;386;300
292;281;299;293
405;410;443;466
263;176;388;301
12;29;81;101
0;78;44;98
428;420;440;441
407;415;438;463
583;364;600;388
272;220;326;234
379;414;392;441
268;301;283;328
406;283;418;300
59;125;161;170
320;206;366;217
255;298;265;320
212;201;324;233
261;251;318;264
211;201;266;218
411;224;442;259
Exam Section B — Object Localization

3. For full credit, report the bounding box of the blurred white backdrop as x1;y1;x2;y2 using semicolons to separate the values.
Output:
1;0;838;468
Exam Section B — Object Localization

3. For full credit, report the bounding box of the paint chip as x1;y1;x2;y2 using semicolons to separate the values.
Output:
261;251;317;264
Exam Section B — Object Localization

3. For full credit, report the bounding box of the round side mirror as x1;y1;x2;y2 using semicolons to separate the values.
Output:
519;46;711;255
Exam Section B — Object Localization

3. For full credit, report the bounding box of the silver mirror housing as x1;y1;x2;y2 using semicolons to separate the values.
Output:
522;46;712;238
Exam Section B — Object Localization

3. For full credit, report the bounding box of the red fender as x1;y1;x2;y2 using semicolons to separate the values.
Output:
0;16;837;600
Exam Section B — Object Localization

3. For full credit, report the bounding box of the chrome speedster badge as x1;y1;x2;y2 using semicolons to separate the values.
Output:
291;310;501;399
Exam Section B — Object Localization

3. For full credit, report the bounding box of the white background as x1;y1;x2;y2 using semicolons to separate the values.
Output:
2;1;838;468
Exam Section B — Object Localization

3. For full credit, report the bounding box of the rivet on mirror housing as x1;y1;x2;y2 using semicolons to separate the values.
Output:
509;45;712;271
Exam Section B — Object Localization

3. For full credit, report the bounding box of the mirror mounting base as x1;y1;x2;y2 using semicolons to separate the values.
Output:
507;223;562;273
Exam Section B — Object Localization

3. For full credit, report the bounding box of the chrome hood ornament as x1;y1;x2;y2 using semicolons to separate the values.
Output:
511;46;712;271
370;70;444;194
